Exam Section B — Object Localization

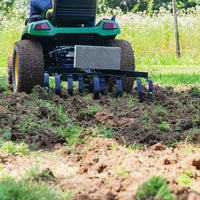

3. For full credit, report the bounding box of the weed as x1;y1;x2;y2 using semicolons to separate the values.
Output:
168;138;180;147
118;170;130;180
30;87;40;100
2;90;12;95
129;143;144;150
25;165;41;180
153;106;168;116
188;87;200;96
26;166;56;181
108;97;119;106
17;116;39;133
56;105;69;124
76;105;101;121
2;128;11;139
83;94;93;101
177;174;193;185
136;176;174;200
0;142;30;156
0;176;73;200
92;125;115;138
184;127;200;143
184;170;195;178
59;124;84;147
127;99;134;110
86;105;102;116
158;122;170;132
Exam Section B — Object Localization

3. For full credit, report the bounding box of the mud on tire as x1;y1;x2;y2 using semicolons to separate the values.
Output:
12;40;44;93
7;56;13;85
107;39;135;93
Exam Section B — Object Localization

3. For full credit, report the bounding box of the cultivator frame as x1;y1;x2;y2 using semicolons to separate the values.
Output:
44;68;153;102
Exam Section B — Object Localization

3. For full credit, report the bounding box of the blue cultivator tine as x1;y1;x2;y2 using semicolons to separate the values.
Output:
78;74;84;93
136;79;143;102
93;75;100;100
116;78;122;98
44;73;49;92
100;76;105;95
68;75;73;96
54;74;61;95
147;78;153;104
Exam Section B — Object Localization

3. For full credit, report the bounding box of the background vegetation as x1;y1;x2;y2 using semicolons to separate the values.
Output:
1;0;200;14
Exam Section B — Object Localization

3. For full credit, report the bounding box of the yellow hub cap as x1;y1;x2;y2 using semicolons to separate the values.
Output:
15;54;18;87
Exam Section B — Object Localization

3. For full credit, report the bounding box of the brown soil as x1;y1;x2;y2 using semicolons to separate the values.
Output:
0;84;200;199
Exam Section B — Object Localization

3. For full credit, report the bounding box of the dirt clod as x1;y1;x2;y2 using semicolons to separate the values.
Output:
192;159;200;170
39;106;50;117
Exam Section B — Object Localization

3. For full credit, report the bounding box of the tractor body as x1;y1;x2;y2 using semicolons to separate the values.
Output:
8;0;153;100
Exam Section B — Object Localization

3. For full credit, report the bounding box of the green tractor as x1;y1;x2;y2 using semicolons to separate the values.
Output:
8;0;153;100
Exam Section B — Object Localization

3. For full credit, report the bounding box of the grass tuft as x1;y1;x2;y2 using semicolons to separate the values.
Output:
0;142;30;156
0;176;72;200
136;176;174;200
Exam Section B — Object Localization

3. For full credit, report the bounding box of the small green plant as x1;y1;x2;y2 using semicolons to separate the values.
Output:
177;174;193;185
26;166;56;181
136;176;174;200
0;176;73;200
25;165;41;180
2;128;11;139
118;170;130;180
168;138;180;147
127;99;134;110
56;106;69;124
188;87;200;97
0;142;30;156
157;122;170;132
129;143;144;150
153;106;168;116
17;116;39;133
86;105;102;116
92;125;115;138
59;124;84;147
184;170;195;178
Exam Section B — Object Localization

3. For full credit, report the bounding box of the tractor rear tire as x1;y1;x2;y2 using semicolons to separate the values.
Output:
7;56;13;85
12;40;44;93
107;39;135;93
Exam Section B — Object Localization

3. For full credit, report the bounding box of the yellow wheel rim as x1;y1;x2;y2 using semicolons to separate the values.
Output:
15;54;18;87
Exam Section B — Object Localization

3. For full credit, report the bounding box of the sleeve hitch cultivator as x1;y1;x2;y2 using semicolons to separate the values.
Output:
9;0;153;102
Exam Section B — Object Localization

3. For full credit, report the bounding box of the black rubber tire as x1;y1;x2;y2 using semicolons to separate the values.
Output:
107;39;135;93
12;40;44;93
7;56;13;85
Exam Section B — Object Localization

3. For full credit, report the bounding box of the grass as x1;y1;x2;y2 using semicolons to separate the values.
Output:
158;122;170;132
136;176;175;200
0;176;72;200
115;8;200;66
153;106;168;116
177;174;193;186
0;141;30;156
136;65;200;90
59;124;84;147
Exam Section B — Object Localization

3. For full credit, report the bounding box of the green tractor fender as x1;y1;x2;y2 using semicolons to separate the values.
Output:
22;19;121;38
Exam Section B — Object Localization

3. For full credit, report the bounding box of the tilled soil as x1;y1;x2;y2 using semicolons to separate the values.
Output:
0;84;200;199
1;139;200;200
